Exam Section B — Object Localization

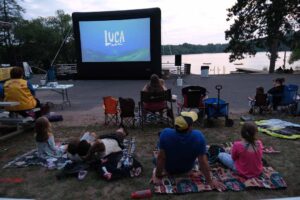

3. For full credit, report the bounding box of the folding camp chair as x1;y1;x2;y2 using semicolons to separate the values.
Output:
103;96;119;125
249;93;269;114
119;97;135;128
139;89;174;129
278;84;298;113
177;86;207;119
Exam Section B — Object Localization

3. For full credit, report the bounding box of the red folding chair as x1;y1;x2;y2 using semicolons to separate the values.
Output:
103;96;119;125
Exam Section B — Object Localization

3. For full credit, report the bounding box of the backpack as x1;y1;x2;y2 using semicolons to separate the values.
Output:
207;145;225;164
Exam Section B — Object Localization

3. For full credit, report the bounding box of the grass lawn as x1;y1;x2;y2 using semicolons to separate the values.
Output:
0;113;300;200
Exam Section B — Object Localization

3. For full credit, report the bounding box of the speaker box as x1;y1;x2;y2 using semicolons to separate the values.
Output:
175;54;182;66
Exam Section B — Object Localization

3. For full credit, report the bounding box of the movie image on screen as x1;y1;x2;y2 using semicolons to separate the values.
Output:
79;18;150;62
72;8;161;79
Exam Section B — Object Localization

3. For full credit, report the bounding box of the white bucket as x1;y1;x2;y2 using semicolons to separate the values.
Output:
201;66;209;77
40;79;46;86
172;94;177;101
177;78;183;86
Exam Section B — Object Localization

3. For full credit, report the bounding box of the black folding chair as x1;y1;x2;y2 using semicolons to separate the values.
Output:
119;97;136;128
177;86;207;119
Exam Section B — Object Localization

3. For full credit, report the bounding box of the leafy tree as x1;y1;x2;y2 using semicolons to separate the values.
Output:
225;0;300;73
289;31;300;64
0;0;24;63
13;10;74;69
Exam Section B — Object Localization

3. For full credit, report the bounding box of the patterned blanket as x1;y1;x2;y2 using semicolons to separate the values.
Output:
152;144;286;194
152;166;287;193
3;149;70;170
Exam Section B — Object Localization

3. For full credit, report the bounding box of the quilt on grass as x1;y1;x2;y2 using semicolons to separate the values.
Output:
3;149;70;170
152;142;286;194
152;166;287;193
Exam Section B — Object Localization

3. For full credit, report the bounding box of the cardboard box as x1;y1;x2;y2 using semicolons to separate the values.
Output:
0;67;13;81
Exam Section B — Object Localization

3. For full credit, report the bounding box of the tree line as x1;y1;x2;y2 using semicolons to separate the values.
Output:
161;42;290;55
0;0;299;73
0;0;74;71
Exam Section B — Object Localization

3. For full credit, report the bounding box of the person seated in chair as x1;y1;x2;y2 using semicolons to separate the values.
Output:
154;111;225;191
142;74;167;111
248;86;268;114
267;78;285;110
1;67;40;118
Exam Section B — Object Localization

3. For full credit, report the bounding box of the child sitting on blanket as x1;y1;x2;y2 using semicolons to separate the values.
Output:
35;117;66;159
218;122;263;178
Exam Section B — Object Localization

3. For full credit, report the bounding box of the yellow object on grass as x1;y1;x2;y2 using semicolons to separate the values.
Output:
0;67;13;81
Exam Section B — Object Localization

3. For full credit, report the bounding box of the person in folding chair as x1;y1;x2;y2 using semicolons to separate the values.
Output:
142;73;167;110
140;74;173;127
248;86;269;114
154;111;225;191
267;78;285;111
1;67;41;118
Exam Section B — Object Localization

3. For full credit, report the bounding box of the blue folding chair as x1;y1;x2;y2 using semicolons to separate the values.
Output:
278;84;299;114
281;84;298;105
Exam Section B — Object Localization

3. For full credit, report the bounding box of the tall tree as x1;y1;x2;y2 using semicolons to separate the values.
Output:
0;0;24;63
289;31;300;64
225;0;300;73
47;10;74;64
14;10;75;68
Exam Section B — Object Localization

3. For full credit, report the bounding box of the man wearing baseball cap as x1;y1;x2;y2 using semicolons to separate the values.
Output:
155;111;225;190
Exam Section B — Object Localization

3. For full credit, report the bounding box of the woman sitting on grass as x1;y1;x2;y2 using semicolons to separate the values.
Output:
218;122;263;178
35;116;66;159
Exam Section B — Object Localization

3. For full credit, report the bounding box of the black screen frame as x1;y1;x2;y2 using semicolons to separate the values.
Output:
72;8;161;79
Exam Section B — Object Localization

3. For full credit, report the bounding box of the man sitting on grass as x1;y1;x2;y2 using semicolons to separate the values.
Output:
154;111;225;191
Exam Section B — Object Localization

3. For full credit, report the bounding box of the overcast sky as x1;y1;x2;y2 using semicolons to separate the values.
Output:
21;0;237;45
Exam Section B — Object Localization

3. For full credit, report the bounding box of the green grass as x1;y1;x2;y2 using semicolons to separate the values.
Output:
0;113;300;200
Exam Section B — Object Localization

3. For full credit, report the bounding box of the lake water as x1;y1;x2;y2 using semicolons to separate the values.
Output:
162;51;300;75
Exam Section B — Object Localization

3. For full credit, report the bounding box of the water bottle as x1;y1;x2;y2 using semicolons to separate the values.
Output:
131;189;152;199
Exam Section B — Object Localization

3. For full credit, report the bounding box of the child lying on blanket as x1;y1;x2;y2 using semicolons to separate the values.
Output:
35;117;67;159
66;128;128;162
218;122;263;178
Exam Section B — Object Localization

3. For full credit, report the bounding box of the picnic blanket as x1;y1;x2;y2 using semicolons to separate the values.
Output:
3;149;70;170
255;119;300;139
151;144;286;194
152;166;286;193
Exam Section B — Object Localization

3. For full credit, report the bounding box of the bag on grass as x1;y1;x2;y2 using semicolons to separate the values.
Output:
97;152;143;181
207;145;225;164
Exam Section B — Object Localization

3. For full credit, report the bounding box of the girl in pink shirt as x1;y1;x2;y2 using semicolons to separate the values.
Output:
218;122;263;178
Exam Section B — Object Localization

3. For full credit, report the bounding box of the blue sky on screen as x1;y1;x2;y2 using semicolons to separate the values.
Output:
21;0;236;45
79;19;150;53
79;18;151;62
